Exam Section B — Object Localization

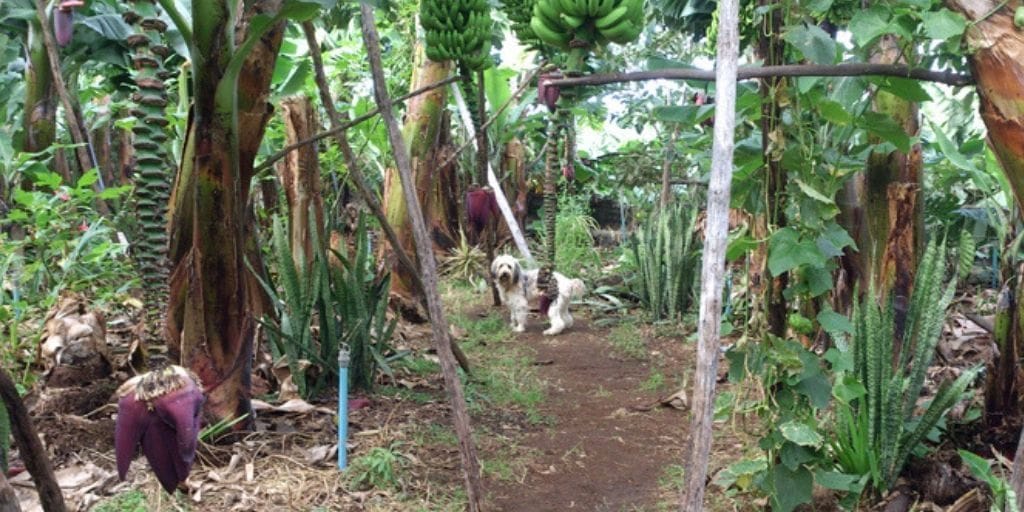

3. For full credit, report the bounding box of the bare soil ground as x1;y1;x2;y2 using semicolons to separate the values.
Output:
12;291;756;511
486;316;690;511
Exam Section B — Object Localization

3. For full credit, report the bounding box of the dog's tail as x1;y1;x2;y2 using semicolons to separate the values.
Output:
567;279;586;299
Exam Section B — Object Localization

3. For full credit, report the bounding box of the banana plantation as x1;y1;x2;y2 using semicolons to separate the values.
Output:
3;0;1024;510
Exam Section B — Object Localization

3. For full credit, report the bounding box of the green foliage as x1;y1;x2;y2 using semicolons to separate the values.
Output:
959;450;1019;512
254;212;396;398
440;230;487;283
721;336;838;512
349;445;403;491
534;195;601;274
320;214;397;393
608;321;647;359
254;215;320;399
833;241;982;495
92;490;148;512
630;201;700;320
1;165;134;309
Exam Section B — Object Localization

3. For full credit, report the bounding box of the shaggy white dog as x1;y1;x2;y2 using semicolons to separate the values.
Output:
490;254;586;335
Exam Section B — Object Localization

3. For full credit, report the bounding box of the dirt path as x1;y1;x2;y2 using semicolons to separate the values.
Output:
486;315;692;511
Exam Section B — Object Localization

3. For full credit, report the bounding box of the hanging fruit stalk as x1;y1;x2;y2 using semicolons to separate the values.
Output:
529;0;645;303
124;0;173;325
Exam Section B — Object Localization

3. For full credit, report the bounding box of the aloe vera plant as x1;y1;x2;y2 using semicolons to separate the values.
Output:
630;202;701;320
833;240;981;494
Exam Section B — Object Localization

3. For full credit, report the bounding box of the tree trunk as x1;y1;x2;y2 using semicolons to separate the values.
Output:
946;0;1024;447
0;368;63;512
165;0;285;426
381;41;453;312
659;125;680;210
681;0;739;507
501;138;528;235
864;34;923;345
22;19;55;155
277;96;325;268
752;2;788;338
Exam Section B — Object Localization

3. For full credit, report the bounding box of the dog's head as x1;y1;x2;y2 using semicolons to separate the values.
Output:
490;255;521;288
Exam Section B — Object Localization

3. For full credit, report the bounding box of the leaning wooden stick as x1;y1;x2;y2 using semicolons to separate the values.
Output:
359;5;484;510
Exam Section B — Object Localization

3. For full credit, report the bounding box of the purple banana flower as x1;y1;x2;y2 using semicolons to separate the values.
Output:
115;365;204;494
537;72;561;113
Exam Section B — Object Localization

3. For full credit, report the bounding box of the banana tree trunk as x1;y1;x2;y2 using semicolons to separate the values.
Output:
381;41;453;311
277;96;324;268
22;19;55;155
863;34;923;344
946;0;1024;462
165;0;285;426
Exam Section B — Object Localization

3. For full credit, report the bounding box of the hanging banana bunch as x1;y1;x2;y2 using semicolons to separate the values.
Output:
530;0;645;71
420;0;492;72
501;0;544;52
420;0;493;182
123;0;172;318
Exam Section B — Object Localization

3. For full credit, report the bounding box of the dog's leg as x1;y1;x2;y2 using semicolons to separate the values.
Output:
543;297;566;336
562;299;574;329
511;297;528;333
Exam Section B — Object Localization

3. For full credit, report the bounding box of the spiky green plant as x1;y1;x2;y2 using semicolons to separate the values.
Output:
254;212;396;397
253;215;320;399
124;0;172;308
441;230;487;282
630;202;701;320
833;240;981;494
318;214;397;393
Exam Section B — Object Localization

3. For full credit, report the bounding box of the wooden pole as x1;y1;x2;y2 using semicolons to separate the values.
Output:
359;5;483;510
680;0;739;508
545;63;973;89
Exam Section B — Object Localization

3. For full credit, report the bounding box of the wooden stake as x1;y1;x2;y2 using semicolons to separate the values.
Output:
680;0;740;508
359;6;483;510
0;368;65;512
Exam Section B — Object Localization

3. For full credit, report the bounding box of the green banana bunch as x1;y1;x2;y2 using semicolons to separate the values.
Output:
420;0;493;71
501;0;543;49
529;0;645;53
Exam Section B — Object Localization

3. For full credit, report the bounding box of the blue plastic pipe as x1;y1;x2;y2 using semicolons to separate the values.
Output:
338;348;350;470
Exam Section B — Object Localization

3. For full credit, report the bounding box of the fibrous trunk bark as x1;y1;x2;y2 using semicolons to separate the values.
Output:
277;96;324;268
681;0;739;508
381;40;454;312
165;0;284;426
864;34;922;345
359;6;483;509
945;1;1024;477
